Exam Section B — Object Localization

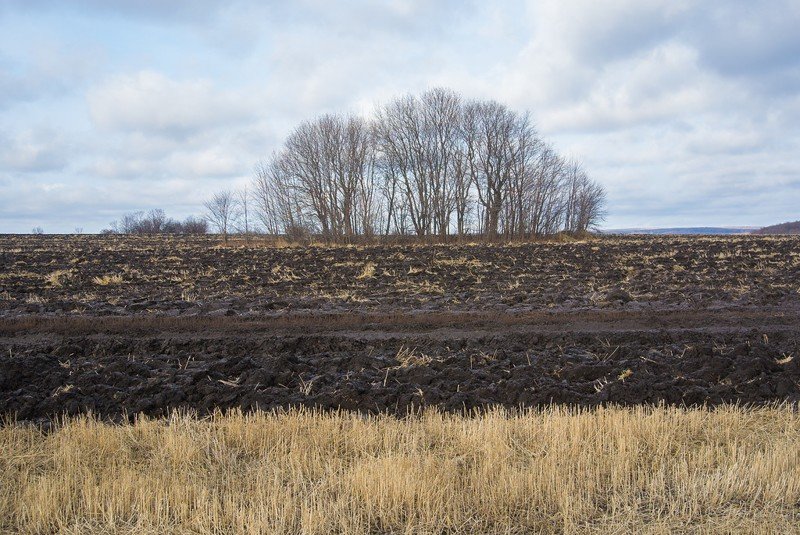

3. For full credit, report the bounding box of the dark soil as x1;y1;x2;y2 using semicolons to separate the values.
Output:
2;309;798;422
1;234;798;316
1;235;799;422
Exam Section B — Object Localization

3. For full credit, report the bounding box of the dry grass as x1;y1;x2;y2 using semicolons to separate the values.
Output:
45;269;72;287
434;256;485;269
2;405;799;534
313;289;370;303
355;261;376;279
269;264;300;282
394;346;433;367
92;274;124;286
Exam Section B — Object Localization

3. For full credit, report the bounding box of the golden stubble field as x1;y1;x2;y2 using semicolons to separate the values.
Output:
2;405;799;534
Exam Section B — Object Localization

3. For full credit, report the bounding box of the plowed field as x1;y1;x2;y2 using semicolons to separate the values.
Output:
2;235;799;421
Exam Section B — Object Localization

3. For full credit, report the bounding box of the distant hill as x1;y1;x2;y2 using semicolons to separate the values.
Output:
603;227;758;235
752;221;800;235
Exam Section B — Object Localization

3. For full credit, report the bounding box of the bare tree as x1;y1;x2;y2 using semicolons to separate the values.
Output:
236;186;251;242
502;115;542;237
204;190;237;243
375;94;430;237
373;89;463;238
573;176;607;232
562;161;607;232
451;143;473;236
180;216;208;234
113;211;143;233
421;88;462;236
463;100;531;238
253;158;299;235
275;113;376;241
138;209;168;234
528;146;567;236
349;117;379;236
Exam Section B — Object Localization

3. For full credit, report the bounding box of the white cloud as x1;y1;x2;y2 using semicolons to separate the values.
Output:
83;138;253;181
87;71;253;137
535;42;724;132
0;128;68;172
685;0;800;77
167;147;246;179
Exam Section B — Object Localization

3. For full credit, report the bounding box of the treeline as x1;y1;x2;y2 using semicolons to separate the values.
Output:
206;88;606;242
103;209;207;235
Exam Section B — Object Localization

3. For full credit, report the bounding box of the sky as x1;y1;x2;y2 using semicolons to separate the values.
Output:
1;0;799;233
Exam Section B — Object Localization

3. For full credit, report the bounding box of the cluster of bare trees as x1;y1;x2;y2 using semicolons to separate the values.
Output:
250;115;377;240
209;88;606;241
104;209;208;235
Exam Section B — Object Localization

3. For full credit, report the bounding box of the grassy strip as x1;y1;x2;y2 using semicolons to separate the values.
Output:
2;405;799;534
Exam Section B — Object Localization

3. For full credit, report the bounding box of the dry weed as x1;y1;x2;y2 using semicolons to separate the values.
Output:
44;269;72;287
395;346;433;367
356;262;376;279
92;274;123;286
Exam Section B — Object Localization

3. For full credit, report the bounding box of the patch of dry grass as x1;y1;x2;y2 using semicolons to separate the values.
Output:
313;289;370;303
2;405;799;534
355;261;376;279
44;269;72;287
269;264;300;282
433;256;485;269
394;346;433;367
92;274;124;286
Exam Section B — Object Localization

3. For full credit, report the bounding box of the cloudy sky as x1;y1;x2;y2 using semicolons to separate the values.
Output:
1;0;799;232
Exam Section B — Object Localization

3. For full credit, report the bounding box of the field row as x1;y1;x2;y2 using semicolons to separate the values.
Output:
2;235;799;315
3;309;798;420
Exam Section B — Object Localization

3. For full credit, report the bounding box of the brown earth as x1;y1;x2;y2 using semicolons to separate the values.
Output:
2;234;799;315
1;235;799;421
